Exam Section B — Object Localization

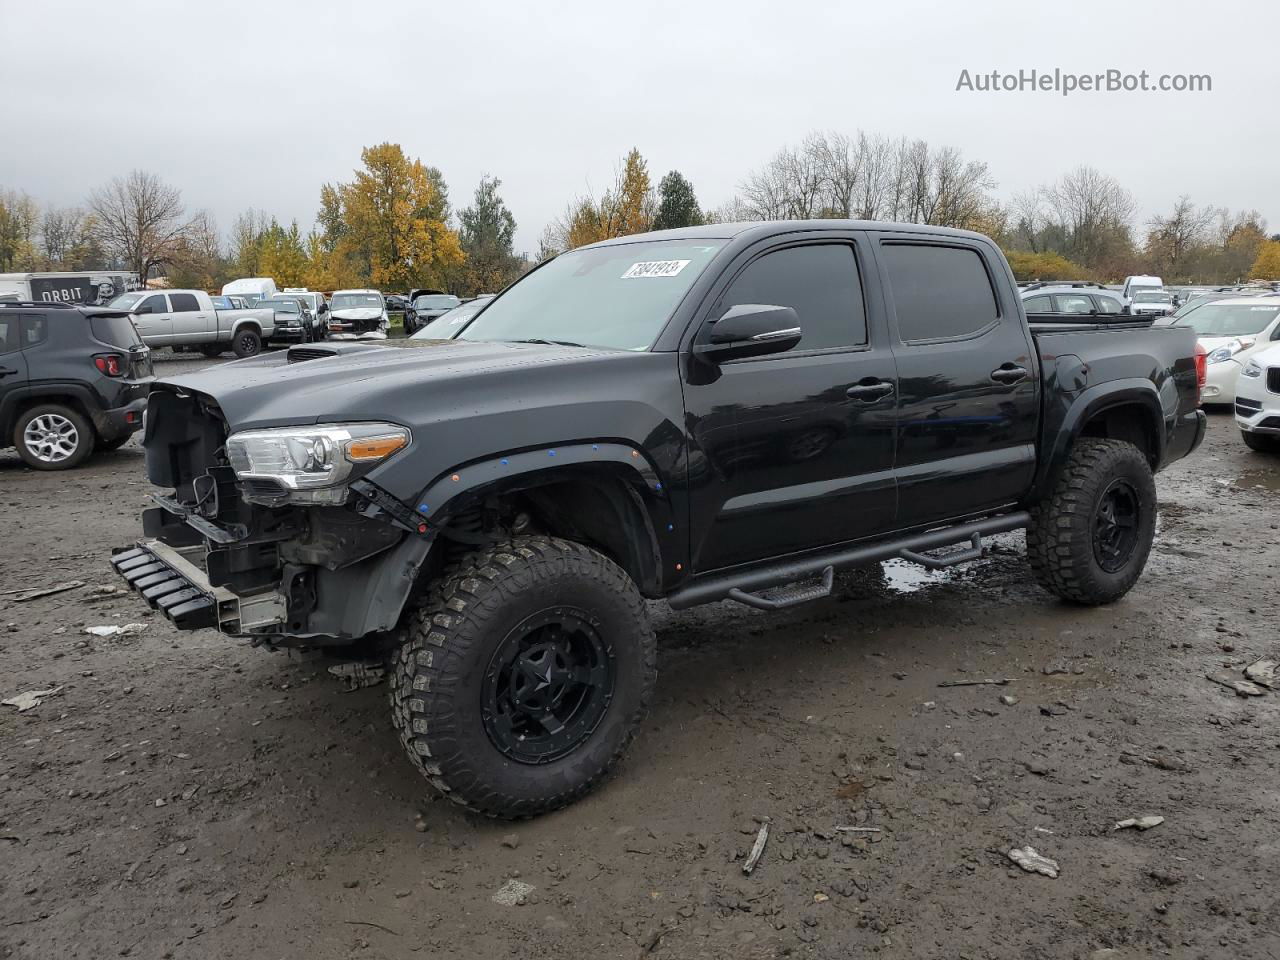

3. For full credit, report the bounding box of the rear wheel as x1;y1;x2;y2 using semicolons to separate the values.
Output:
232;329;262;359
1241;430;1280;453
1027;438;1156;605
13;404;94;471
390;536;657;818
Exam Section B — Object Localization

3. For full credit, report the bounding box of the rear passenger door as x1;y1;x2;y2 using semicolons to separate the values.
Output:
130;294;174;345
168;292;213;343
873;235;1039;529
682;233;899;571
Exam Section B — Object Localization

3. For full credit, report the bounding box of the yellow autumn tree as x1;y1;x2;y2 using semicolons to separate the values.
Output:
327;144;464;291
552;148;656;251
1249;240;1280;280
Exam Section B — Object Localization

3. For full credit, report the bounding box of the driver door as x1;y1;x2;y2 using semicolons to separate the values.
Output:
682;233;899;572
130;293;174;345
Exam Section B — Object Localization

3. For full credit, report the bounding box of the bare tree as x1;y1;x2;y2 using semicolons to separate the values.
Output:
1145;196;1216;279
88;170;190;281
1042;166;1136;268
39;206;91;267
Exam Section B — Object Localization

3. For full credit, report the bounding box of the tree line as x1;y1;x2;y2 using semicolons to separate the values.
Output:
0;144;524;298
539;132;1278;284
3;132;1278;291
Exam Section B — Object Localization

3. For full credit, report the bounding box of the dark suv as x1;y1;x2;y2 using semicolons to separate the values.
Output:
0;302;153;470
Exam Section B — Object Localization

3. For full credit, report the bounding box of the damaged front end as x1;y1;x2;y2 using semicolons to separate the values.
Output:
112;387;431;646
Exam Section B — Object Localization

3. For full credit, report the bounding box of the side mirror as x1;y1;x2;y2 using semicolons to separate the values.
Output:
695;303;802;363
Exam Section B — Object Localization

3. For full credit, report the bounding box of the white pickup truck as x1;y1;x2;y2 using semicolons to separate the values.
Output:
108;290;275;358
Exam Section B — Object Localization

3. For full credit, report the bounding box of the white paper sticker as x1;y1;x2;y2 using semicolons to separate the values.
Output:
622;259;691;279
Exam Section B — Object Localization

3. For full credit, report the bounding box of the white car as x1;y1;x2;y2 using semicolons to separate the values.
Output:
327;289;388;340
1179;298;1280;405
1234;343;1280;452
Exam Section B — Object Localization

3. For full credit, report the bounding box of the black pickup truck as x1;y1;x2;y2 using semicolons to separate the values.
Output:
112;221;1205;818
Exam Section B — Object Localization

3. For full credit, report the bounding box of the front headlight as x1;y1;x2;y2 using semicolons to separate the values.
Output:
226;422;410;504
1206;338;1255;364
1242;359;1263;379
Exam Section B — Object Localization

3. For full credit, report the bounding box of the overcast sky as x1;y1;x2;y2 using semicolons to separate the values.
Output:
2;0;1274;255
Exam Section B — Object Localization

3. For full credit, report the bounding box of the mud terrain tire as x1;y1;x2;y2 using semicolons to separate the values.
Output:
391;536;657;818
1027;437;1156;605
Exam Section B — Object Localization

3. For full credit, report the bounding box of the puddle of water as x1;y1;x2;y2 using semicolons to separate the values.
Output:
1233;468;1280;493
881;558;956;594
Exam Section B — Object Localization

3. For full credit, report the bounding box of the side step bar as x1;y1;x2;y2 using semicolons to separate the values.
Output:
668;512;1030;611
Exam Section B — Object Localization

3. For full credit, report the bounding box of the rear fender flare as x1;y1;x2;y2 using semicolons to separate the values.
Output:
1030;378;1166;501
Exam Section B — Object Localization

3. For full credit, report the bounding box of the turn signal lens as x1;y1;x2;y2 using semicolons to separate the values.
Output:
345;434;409;462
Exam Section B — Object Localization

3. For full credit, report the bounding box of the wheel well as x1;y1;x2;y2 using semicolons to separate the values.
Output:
11;394;95;435
233;322;261;338
440;469;664;597
1078;403;1159;468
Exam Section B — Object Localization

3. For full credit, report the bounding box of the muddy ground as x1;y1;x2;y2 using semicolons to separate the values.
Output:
2;355;1279;960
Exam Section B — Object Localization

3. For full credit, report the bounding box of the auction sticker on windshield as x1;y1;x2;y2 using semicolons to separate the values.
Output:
622;259;691;279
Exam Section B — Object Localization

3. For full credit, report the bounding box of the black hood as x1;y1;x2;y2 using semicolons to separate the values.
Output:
157;339;618;430
152;338;680;503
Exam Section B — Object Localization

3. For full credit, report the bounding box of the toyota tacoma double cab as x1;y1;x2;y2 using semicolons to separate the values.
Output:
111;221;1206;818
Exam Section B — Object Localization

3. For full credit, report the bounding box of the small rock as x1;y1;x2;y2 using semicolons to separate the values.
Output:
394;889;411;899
904;760;924;771
999;694;1018;706
1008;846;1059;878
342;879;359;889
492;879;535;906
1114;815;1164;831
501;834;520;849
1041;662;1070;676
1023;759;1050;776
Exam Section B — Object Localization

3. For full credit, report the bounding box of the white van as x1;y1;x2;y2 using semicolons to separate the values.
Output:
1121;275;1164;302
221;277;278;306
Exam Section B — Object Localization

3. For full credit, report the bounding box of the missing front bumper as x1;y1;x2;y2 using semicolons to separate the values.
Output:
110;539;286;633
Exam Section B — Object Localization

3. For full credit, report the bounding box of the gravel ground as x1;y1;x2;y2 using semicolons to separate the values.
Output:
2;358;1278;959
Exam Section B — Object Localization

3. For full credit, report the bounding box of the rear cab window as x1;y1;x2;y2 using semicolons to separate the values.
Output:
881;243;999;342
0;314;20;354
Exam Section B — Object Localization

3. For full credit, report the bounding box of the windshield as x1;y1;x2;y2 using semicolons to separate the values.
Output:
108;292;146;310
1185;303;1280;337
411;294;459;310
1133;291;1172;304
332;293;383;310
411;299;491;339
261;299;300;313
460;240;726;350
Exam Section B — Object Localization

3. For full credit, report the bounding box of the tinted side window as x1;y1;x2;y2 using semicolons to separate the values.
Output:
170;293;200;312
140;294;168;314
1023;295;1052;312
882;243;998;342
0;315;19;354
1095;296;1121;315
21;313;48;347
720;244;867;351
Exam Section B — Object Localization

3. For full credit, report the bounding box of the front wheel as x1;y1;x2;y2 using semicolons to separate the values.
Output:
1027;438;1156;605
1241;430;1280;453
390;536;657;819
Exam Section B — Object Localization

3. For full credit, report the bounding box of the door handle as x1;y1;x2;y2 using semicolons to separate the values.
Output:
846;379;895;401
0;366;18;376
990;364;1029;384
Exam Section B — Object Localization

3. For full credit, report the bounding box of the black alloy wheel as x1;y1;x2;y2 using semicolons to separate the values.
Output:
482;608;615;764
